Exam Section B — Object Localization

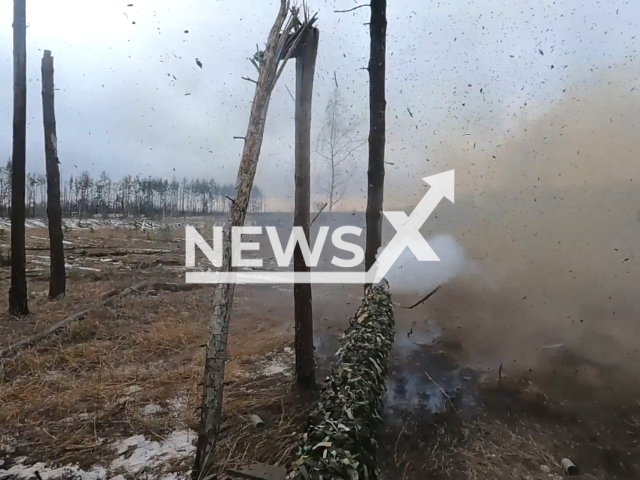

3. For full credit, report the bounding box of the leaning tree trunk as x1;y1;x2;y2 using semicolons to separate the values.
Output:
289;282;395;480
9;0;29;317
41;50;66;300
192;2;312;478
293;26;319;389
364;0;387;290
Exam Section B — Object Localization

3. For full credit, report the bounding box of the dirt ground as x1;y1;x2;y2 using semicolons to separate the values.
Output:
0;217;638;479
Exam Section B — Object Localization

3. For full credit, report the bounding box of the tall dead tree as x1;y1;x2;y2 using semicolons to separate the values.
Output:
41;50;66;299
192;3;315;478
293;25;319;388
315;84;366;211
9;0;29;317
364;0;387;289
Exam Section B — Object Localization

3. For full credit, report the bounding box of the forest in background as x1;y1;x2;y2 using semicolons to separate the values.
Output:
0;161;265;218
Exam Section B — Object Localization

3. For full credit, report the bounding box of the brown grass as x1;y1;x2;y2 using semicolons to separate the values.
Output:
0;225;307;476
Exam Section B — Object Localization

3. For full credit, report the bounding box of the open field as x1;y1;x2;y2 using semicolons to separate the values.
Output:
0;203;639;479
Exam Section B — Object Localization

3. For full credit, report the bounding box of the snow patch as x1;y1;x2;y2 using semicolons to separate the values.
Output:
262;363;286;376
140;404;164;416
259;354;292;377
125;385;143;395
0;430;194;480
109;430;194;474
0;462;107;480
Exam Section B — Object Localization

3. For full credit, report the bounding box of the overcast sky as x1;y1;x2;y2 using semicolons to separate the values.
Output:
0;0;638;208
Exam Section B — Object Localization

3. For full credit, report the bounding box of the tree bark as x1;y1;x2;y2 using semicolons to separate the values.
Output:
364;0;387;290
192;2;304;478
9;0;29;317
41;50;66;300
293;27;319;389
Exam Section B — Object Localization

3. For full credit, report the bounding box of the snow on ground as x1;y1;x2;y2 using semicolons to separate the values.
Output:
0;430;195;480
0;218;166;231
258;349;294;378
0;216;261;232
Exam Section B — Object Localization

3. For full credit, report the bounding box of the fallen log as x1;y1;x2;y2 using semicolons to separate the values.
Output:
76;248;175;257
289;281;395;480
0;281;147;359
0;270;45;281
149;282;205;292
0;281;208;359
18;247;175;256
23;245;125;251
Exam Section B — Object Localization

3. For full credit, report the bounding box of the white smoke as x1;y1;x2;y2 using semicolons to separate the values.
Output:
379;234;477;295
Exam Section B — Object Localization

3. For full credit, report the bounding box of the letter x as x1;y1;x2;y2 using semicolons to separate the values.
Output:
370;190;444;282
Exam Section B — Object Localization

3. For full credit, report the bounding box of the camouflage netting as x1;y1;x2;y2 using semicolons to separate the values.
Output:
289;282;395;480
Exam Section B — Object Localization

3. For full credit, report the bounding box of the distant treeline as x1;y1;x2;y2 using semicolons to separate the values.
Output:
0;161;265;218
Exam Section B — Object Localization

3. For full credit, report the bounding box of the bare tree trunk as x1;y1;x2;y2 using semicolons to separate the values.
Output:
9;0;29;317
329;156;335;212
293;27;319;388
364;0;387;290
41;50;66;300
328;109;336;212
192;2;308;478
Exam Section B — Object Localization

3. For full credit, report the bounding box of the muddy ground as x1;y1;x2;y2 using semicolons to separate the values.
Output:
0;208;638;479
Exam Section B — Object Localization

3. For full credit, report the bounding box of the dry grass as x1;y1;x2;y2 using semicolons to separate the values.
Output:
386;412;576;480
1;222;629;479
457;418;566;480
0;225;307;476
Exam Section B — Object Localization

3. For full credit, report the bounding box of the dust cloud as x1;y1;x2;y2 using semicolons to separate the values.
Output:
391;67;640;399
382;234;478;296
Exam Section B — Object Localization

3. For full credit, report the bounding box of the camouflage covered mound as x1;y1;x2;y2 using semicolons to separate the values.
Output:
289;282;395;480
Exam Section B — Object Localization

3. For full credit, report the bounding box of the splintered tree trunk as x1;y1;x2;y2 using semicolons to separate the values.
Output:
9;0;29;317
293;27;319;388
192;2;299;478
41;50;66;299
364;0;387;290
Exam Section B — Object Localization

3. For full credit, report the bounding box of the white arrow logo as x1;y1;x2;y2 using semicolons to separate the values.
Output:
367;169;455;284
185;170;455;284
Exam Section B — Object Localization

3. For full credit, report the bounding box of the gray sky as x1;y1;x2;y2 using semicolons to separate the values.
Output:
0;0;638;208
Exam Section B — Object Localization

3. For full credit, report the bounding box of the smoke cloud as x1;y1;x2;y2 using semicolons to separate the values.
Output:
380;234;478;296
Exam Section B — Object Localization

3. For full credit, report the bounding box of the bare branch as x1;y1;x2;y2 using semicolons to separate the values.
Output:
314;150;332;161
285;84;295;101
315;82;366;210
310;202;327;226
334;140;367;164
402;286;441;309
335;4;370;13
242;76;258;84
333;190;347;208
